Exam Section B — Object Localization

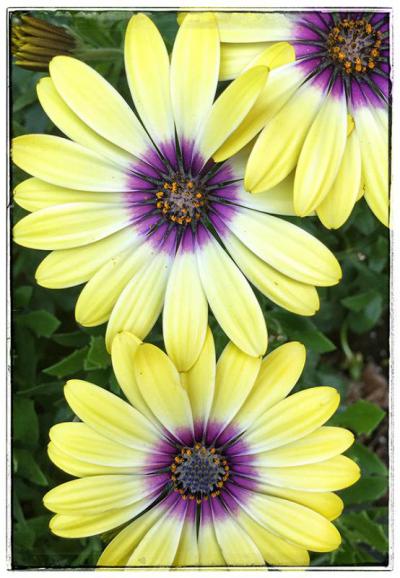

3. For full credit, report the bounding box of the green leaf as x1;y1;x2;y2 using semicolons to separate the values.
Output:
16;310;61;338
341;290;380;312
13;398;39;447
330;400;385;435
14;286;33;309
52;331;89;348
84;336;111;370
340;511;388;553
43;346;89;378
348;293;383;334
14;450;48;486
346;443;388;476
340;476;388;505
270;311;336;353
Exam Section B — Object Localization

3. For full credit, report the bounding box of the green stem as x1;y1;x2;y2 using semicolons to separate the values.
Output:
74;47;123;61
340;320;353;362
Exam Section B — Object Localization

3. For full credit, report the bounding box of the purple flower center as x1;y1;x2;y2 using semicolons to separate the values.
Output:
327;18;382;75
170;443;230;503
154;174;207;226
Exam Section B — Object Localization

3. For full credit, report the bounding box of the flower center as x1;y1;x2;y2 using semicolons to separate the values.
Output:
327;18;382;75
170;444;230;503
155;174;206;226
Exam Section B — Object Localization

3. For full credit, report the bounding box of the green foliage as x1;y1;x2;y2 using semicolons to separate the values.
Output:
10;9;389;570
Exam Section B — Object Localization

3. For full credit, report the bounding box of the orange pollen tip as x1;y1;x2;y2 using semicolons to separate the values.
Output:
338;52;345;60
217;481;224;488
195;192;203;198
156;201;164;209
187;181;194;189
185;217;192;224
196;498;202;504
189;494;195;500
368;61;375;69
156;191;164;198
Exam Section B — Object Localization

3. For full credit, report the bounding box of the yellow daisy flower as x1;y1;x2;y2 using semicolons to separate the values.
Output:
13;13;341;372
209;11;390;228
44;331;360;568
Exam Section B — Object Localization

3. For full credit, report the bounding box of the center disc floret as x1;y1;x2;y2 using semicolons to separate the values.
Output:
170;443;230;503
327;18;382;75
155;174;206;225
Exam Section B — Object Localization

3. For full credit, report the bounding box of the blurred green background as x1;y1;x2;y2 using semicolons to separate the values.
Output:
10;10;390;569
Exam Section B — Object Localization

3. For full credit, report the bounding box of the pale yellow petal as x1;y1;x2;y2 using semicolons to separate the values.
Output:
244;387;340;453
173;502;199;567
105;251;171;349
134;343;194;442
236;508;310;566
36;227;137;288
163;246;208;372
49;55;152;158
13;202;131;250
180;327;216;436
212;508;264;566
226;207;342;286
124;14;174;147
233;342;306;432
64;379;160;450
223;231;320;316
111;332;155;422
13;177;120;212
317;128;362;229
219;41;294;81
294;91;348;216
198;65;269;161
253;426;354;466
245;82;324;193
198;500;225;566
208;341;261;438
37;76;134;168
171;12;219;144
12;135;128;191
214;12;293;43
196;232;267;357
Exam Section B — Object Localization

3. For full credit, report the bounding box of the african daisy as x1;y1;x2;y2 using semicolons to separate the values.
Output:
44;330;360;568
13;13;341;372
210;11;390;228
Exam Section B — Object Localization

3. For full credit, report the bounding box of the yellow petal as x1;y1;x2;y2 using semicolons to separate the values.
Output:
125;500;187;567
111;332;155;422
226;207;342;286
163;245;208;372
234;342;306;432
43;474;152;515
49;56;152;158
105;251;171;349
198;500;226;566
294;91;348;216
35;227;137;288
180;327;216;436
208;341;261;438
355;104;389;226
214;12;293;43
256;455;360;491
48;442;137;477
49;498;151;539
214;62;305;163
211;508;264;566
223;232;320;316
257;486;344;521
317;128;362;229
219;41;294;81
97;503;165;568
245;82;324;193
37;76;134;168
75;242;150;327
234;172;297;215
253;426;354;466
134;344;194;442
246;492;342;552
198;65;269;161
12;135;128;191
13;202;131;250
49;422;151;467
13;177;120;212
171;12;219;145
124;14;174;147
244;387;340;453
64;379;160;450
173;502;199;567
196;232;267;357
236;508;310;566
